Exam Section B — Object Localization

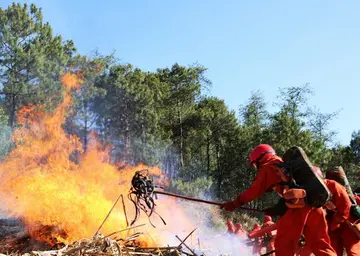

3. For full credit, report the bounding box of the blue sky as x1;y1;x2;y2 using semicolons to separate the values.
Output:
2;1;360;145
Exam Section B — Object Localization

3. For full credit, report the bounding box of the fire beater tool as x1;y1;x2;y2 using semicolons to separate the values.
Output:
128;170;264;227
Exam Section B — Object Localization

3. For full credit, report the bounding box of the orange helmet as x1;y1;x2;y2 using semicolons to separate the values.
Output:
313;166;323;178
249;144;275;167
264;215;272;223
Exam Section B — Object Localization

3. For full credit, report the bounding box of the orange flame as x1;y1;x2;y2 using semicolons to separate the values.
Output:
0;73;194;246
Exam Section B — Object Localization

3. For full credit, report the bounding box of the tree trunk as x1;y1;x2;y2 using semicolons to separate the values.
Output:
124;103;131;164
207;138;211;175
216;141;222;198
177;100;184;168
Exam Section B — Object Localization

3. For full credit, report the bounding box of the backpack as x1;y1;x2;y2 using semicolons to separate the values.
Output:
275;146;331;208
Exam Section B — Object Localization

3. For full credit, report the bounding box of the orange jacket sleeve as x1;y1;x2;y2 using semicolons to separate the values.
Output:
355;195;360;205
233;164;283;206
325;179;351;226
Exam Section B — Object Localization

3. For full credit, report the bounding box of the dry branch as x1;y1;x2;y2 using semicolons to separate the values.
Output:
7;229;200;256
120;194;129;227
94;193;123;237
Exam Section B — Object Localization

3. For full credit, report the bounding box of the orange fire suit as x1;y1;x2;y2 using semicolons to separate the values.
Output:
326;179;360;256
226;220;236;234
235;223;247;238
224;154;336;256
333;194;360;256
297;179;352;256
262;218;275;255
299;179;360;256
251;224;262;255
324;179;351;232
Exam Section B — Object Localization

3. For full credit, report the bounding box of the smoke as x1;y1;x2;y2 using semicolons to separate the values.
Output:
152;198;254;255
193;232;252;256
0;71;253;253
0;123;12;219
0;209;9;219
135;142;255;255
0;123;12;157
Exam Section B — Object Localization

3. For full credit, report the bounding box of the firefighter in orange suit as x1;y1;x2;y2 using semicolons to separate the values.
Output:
324;168;360;256
262;215;275;255
221;144;336;256
250;223;262;255
226;219;236;234
235;223;247;238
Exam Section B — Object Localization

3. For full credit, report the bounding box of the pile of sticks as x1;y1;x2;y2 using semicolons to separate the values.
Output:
0;190;205;256
2;170;236;256
4;226;203;256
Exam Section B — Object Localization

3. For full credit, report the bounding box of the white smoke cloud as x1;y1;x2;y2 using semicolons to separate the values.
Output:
152;198;254;256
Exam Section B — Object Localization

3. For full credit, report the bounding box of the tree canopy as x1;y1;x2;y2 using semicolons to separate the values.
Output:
1;2;359;219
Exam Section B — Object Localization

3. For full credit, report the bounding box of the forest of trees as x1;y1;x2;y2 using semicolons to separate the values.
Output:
1;3;360;218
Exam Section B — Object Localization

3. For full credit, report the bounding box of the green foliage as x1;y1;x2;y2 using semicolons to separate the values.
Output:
2;1;360;227
157;63;211;170
0;107;9;126
0;108;12;156
0;3;76;127
64;51;116;151
350;130;360;165
171;177;213;198
93;64;172;165
223;212;260;232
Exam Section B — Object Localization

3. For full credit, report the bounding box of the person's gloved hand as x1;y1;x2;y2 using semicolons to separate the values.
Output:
221;201;237;211
220;196;245;211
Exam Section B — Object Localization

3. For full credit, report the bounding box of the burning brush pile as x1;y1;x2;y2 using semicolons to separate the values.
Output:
0;74;247;255
0;223;200;256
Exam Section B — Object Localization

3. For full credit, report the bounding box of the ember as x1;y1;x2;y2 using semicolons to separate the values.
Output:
1;229;204;256
27;224;68;247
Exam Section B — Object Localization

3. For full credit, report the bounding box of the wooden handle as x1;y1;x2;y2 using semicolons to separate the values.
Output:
153;190;265;213
154;190;222;206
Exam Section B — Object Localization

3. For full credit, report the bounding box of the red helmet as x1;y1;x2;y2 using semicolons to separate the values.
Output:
249;144;275;166
235;223;244;234
313;166;323;178
226;220;234;226
264;215;272;223
226;220;235;233
235;223;243;230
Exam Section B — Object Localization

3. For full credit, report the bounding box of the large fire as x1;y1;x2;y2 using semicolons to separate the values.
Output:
0;73;194;247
